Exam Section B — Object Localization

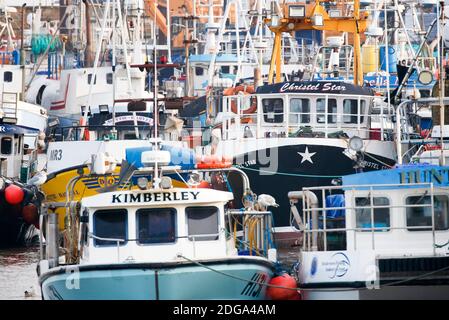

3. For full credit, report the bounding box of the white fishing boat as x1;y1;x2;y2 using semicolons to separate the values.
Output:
38;147;279;300
0;11;48;245
292;164;449;299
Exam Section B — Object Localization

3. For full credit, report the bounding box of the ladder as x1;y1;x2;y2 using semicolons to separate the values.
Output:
0;92;18;124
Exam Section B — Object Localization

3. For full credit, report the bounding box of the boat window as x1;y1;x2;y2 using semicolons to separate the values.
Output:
221;66;230;74
123;132;139;140
106;73;113;85
87;74;97;85
290;98;310;124
186;206;219;241
406;195;449;231
93;209;127;246
3;71;12;83
137;208;176;244
355;197;390;231
195;67;204;76
316;98;337;124
343;99;361;124
1;137;12;155
262;98;284;123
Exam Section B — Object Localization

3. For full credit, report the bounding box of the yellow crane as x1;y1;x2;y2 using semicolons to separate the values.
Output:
265;0;369;86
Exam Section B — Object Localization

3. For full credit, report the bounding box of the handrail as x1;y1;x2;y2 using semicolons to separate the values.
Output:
221;93;399;141
88;232;125;263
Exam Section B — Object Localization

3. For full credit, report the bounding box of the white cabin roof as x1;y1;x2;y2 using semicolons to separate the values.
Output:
81;187;234;209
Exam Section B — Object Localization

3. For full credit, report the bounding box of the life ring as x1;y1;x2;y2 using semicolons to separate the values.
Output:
224;85;257;115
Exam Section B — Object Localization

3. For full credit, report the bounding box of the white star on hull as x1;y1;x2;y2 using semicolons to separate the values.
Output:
298;147;316;164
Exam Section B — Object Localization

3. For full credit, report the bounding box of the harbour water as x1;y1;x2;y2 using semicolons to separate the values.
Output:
0;247;41;300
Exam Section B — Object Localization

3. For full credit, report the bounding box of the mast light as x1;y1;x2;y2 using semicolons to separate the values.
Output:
288;5;306;18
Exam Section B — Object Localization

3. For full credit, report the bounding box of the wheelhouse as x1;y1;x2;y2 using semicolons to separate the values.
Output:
78;188;234;264
297;165;449;256
218;81;394;141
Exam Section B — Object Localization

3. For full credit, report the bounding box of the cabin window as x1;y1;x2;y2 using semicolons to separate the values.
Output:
186;206;219;241
87;74;97;85
355;197;390;231
262;98;284;123
3;71;13;83
343;99;365;124
106;73;113;85
316;98;337;124
195;67;204;76
93;209;127;246
137;208;176;244
221;66;230;74
406;195;449;231
290;98;310;124
1;137;12;155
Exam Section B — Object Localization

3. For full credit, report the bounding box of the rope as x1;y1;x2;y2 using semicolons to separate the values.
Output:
176;254;298;292
176;254;449;293
362;152;395;169
434;240;449;249
234;165;342;179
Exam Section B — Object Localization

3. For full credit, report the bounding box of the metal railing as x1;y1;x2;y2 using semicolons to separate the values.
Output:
299;182;442;255
88;233;126;263
48;124;157;142
227;210;275;258
221;93;401;141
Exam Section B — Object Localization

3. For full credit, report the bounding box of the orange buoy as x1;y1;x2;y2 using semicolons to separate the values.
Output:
22;204;39;225
266;274;300;300
4;185;24;205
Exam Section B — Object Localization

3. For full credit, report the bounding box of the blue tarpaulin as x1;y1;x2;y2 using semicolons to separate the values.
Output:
125;145;196;170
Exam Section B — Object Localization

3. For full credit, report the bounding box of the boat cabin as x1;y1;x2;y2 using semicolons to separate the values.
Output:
0;123;39;180
217;81;393;141
75;183;275;265
296;164;449;287
77;188;234;264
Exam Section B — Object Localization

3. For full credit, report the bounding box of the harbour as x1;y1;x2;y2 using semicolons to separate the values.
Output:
0;0;449;301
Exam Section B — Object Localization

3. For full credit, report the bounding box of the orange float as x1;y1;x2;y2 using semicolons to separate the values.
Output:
266;274;300;300
196;155;233;169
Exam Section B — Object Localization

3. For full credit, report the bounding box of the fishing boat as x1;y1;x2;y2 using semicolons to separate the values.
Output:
180;0;438;246
206;80;399;245
292;164;449;299
37;147;278;300
0;26;49;246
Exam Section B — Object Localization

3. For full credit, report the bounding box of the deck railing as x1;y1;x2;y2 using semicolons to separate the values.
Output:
220;93;403;141
297;182;444;256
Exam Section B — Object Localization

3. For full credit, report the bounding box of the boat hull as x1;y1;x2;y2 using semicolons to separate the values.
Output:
224;139;396;245
0;199;38;247
40;259;275;300
302;285;449;300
